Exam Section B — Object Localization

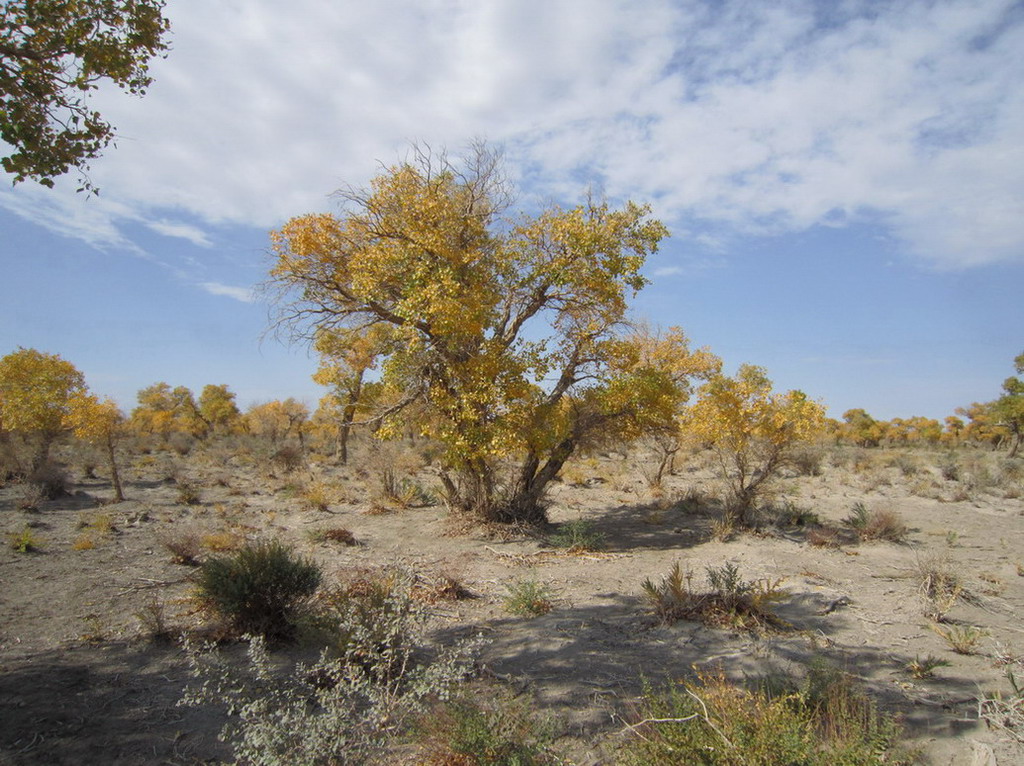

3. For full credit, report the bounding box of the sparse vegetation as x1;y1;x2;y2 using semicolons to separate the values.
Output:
641;562;788;631
548;518;606;551
504;575;555;617
621;664;912;765
194;539;322;641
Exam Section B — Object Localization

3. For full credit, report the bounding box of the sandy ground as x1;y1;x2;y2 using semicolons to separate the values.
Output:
1;441;1022;764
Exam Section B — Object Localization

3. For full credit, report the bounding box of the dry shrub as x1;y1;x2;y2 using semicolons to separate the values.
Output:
412;569;476;604
807;527;843;549
270;444;305;473
161;529;203;565
308;526;357;546
843;502;908;543
201;530;243;552
642;562;788;632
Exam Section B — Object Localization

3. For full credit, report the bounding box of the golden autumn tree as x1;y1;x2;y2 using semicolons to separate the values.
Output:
681;364;826;527
130;382;205;438
312;324;393;464
0;347;85;471
197;384;242;435
65;391;126;501
268;143;713;524
244;399;309;448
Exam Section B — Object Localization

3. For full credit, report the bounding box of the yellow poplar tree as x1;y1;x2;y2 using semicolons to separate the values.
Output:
0;347;85;471
268;143;713;524
66;392;126;501
682;364;826;526
312;324;393;464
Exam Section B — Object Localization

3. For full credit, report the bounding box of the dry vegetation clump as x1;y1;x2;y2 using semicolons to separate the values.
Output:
160;528;203;565
931;623;989;655
621;664;912;765
842;502;909;543
307;526;358;546
412;569;477;604
415;689;559;766
547;518;606;552
642;562;788;632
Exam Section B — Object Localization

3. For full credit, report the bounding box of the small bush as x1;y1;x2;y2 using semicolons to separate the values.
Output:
504;575;555;617
175;477;202;505
27;460;69;500
417;691;559;765
843;502;908;543
195;539;322;641
621;665;912;765
931;623;988;655
548;519;605;551
6;525;43;553
161;529;202;565
271;444;305;473
299;479;334;512
180;626;482;766
641;562;788;632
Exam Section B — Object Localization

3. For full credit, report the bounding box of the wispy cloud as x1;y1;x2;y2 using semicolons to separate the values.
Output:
2;0;1021;269
199;282;255;303
146;219;212;247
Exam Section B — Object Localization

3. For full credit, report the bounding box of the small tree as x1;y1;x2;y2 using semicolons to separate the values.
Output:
312;325;392;464
682;364;825;527
66;391;126;501
268;143;716;525
198;383;242;436
131;382;206;438
993;351;1024;458
0;347;85;471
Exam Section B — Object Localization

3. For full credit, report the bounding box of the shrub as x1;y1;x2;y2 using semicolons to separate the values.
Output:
308;526;357;546
905;654;951;679
270;444;305;473
621;665;912;765
180;599;483;764
175;477;202;505
416;691;559;765
504;575;555;617
195;539;322;641
843;502;908;543
641;562;788;632
26;459;69;499
161;529;202;565
931;624;988;655
548;519;605;551
6;525;43;553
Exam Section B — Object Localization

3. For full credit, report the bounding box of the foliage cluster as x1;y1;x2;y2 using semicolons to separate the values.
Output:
622;665;912;765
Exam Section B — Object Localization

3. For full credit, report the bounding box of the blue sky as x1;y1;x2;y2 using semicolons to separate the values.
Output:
1;0;1022;421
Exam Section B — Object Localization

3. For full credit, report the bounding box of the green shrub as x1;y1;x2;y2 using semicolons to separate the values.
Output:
417;692;559;765
503;575;555;617
548;519;605;551
195;539;322;640
622;664;912;765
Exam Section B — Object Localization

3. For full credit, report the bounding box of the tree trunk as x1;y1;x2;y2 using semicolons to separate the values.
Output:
106;438;124;502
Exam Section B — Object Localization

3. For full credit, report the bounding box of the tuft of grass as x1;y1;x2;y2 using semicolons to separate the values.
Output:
548;519;605;552
6;525;43;553
905;654;952;679
503;575;555;617
621;664;912;765
931;624;988;655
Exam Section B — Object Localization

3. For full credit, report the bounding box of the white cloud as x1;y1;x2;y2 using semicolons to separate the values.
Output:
2;0;1022;269
146;219;213;247
199;282;255;303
